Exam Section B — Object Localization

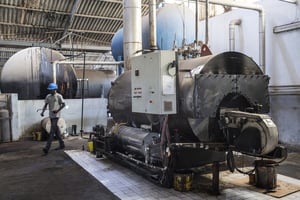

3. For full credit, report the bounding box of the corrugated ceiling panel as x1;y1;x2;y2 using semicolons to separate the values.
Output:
0;0;150;48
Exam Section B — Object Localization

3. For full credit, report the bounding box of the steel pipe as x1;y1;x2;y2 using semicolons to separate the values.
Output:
278;0;297;3
149;0;157;50
52;60;122;83
229;19;242;51
199;0;265;73
53;60;123;65
273;21;300;33
195;0;199;45
205;0;209;44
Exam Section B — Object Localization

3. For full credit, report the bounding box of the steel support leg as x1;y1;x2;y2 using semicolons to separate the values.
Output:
212;161;220;195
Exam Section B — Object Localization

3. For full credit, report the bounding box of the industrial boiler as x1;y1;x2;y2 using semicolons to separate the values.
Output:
93;50;286;189
92;0;287;191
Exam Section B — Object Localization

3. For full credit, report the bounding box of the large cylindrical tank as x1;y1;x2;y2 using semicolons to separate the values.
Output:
0;47;77;100
111;4;196;60
75;69;116;98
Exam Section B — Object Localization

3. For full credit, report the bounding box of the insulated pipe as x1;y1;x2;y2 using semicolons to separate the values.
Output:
123;0;142;71
199;0;265;73
229;19;242;51
53;61;123;65
149;0;157;50
53;61;57;84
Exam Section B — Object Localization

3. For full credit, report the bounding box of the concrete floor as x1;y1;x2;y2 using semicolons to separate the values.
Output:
1;136;300;200
0;136;119;200
67;150;300;200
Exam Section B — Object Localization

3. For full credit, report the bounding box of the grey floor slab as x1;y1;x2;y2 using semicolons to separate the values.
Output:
66;150;300;200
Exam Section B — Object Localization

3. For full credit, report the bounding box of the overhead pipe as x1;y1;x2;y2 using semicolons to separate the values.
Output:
53;60;123;65
229;19;242;51
273;21;300;33
149;0;157;50
199;0;266;73
123;0;142;71
52;60;123;83
278;0;297;4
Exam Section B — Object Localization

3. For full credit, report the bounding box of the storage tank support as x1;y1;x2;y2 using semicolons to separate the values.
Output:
212;161;220;195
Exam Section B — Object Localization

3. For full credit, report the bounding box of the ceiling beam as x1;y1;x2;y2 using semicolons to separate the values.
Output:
0;22;115;35
0;39;59;49
93;0;149;6
0;4;122;21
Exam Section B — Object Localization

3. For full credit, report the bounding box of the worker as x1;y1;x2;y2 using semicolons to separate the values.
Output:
40;83;66;155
